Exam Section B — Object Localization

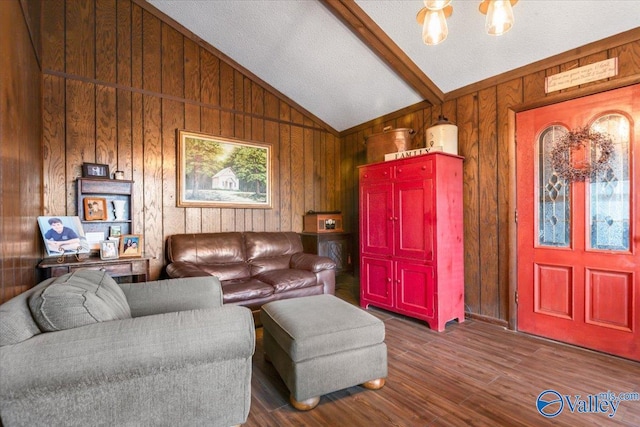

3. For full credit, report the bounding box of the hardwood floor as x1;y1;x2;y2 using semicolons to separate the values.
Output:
244;274;640;426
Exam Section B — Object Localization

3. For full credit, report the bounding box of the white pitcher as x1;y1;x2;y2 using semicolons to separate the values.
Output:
112;200;126;220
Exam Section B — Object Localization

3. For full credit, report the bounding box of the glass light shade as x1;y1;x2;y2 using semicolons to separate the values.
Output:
422;9;448;45
485;0;515;36
423;0;451;10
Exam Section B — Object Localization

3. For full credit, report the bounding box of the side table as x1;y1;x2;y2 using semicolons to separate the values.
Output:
38;255;150;283
300;232;353;273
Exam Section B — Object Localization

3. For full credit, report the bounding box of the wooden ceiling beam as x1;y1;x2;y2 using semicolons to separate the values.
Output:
321;0;444;106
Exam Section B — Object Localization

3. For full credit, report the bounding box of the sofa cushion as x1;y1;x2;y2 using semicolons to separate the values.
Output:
221;278;274;303
28;270;132;332
244;232;303;261
250;255;292;276
201;262;251;281
167;232;245;264
255;269;317;293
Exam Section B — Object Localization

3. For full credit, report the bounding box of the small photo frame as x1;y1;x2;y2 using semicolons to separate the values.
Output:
84;197;108;220
109;225;122;237
99;240;119;260
119;234;143;257
82;162;110;179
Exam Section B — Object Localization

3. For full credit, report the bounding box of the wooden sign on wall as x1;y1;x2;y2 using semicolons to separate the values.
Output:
545;58;618;93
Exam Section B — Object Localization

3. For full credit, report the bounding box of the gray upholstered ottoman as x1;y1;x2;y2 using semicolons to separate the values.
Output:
260;294;387;410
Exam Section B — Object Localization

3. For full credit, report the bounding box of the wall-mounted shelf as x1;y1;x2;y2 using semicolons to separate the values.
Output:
76;178;134;242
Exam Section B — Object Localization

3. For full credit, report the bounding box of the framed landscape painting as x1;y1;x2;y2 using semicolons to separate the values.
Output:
177;130;272;208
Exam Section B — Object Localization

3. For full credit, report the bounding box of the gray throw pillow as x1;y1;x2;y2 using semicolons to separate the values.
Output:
28;270;131;332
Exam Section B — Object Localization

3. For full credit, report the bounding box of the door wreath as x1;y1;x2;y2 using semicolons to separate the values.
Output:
550;126;614;182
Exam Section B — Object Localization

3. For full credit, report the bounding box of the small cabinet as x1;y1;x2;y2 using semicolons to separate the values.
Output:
300;232;353;273
76;178;134;241
359;153;464;331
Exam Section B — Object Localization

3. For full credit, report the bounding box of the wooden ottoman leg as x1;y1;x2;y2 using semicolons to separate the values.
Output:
290;394;320;411
362;378;386;390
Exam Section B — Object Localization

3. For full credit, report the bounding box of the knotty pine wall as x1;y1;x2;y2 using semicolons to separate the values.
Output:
341;30;640;325
41;0;341;280
0;0;43;304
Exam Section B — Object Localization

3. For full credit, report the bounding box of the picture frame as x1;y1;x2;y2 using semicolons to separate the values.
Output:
83;197;108;220
119;234;143;257
177;129;272;208
109;225;122;237
82;162;110;179
99;240;119;260
37;216;90;257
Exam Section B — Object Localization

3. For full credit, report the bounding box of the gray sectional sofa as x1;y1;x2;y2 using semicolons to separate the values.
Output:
0;270;255;427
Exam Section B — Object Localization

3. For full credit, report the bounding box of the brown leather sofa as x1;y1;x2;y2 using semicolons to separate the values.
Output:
165;232;336;322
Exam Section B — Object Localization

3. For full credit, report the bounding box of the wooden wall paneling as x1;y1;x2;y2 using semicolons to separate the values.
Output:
342;132;356;233
184;39;200;105
1;0;41;302
610;40;640;78
326;133;337;210
233;71;246;230
162;99;186;241
264;92;281;230
441;99;457;125
478;86;500;319
201;49;221;111
131;3;143;89
142;95;163;277
95;0;116;83
43;75;67;216
199;106;222;233
96;85;117;171
131;92;144;234
303;126;314;215
456;93;480;314
160;22;184;243
279;102;292;232
116;89;133;179
183;39;202;234
233;70;245;139
116;0;132;86
251;82;265;231
522;70;546;103
497;77;523;324
66;0;94;78
65;80;95;215
142;10;161;93
161;23;184;98
41;0;64;72
218;62;236;232
290;124;304;231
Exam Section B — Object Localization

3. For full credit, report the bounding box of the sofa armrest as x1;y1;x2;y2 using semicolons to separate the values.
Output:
165;261;212;278
119;276;223;317
0;305;255;399
290;252;336;273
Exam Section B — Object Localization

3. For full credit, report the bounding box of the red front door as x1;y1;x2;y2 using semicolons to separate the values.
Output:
516;84;640;361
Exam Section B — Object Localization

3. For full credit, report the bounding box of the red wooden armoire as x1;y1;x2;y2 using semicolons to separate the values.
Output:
359;152;464;331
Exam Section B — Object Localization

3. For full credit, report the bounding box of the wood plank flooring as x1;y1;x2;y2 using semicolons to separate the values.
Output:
244;274;640;426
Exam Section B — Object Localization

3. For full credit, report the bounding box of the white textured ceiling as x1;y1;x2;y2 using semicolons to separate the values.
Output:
149;0;640;132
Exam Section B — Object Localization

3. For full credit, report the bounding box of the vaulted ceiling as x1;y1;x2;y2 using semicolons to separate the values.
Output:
148;0;640;133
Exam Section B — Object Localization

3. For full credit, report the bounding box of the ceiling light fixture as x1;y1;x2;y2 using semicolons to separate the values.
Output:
416;0;517;45
479;0;517;36
416;2;453;45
